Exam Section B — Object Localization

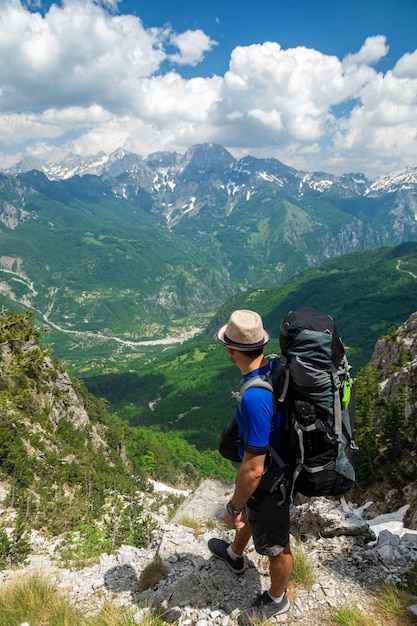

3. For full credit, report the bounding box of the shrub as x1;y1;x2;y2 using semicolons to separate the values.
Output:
56;523;113;568
0;519;31;568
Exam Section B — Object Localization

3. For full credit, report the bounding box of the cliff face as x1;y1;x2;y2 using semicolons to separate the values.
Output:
369;311;417;527
0;327;108;462
371;312;417;399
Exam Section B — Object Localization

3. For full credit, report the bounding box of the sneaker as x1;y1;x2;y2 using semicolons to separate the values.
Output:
208;538;245;574
250;590;290;621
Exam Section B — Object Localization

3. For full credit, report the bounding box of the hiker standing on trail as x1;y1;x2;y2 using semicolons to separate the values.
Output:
208;309;293;621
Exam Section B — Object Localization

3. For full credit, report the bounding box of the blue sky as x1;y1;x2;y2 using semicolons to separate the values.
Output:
125;0;417;77
1;0;416;177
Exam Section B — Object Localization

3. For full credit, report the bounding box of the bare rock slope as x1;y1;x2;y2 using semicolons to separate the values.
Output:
2;479;417;625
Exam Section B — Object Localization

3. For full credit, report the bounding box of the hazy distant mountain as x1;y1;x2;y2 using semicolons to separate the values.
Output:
8;142;417;193
7;142;416;234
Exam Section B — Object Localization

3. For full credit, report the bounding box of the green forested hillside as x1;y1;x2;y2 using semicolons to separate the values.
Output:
2;156;417;376
0;311;235;539
0;172;230;344
84;243;417;451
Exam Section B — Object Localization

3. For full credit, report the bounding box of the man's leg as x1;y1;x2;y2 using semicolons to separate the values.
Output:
268;542;293;598
245;492;293;616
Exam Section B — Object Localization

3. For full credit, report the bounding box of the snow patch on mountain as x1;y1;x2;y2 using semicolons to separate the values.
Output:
257;171;285;186
366;167;417;194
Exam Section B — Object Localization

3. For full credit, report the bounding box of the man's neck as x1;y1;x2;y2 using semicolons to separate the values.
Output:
238;353;268;375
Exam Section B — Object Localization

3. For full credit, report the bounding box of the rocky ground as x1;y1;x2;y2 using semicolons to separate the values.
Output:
1;480;417;625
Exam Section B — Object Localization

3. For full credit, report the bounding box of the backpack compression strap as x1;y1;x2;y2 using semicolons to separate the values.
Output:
296;369;344;476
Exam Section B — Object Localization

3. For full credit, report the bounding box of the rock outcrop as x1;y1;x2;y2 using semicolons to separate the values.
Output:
1;479;417;625
368;311;417;527
371;311;417;398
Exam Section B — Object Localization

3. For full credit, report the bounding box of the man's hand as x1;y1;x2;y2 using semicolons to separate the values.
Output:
224;509;246;530
224;451;266;529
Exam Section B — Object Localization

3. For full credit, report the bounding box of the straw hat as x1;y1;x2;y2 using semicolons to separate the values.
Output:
216;309;270;351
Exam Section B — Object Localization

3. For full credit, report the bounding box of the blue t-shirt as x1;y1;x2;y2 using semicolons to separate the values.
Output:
236;362;289;464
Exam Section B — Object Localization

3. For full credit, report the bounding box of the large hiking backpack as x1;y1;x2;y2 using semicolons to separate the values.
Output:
273;307;356;498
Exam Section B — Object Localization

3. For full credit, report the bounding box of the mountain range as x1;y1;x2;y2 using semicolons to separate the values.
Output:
7;143;417;194
1;143;417;370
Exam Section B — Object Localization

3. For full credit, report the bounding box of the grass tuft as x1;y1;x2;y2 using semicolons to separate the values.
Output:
373;583;416;625
333;604;378;626
0;572;81;626
139;556;169;590
177;514;205;537
290;537;315;588
0;572;167;626
332;584;417;626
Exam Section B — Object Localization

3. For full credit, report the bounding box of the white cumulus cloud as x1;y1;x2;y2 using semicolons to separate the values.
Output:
343;35;389;67
0;1;416;177
168;29;217;66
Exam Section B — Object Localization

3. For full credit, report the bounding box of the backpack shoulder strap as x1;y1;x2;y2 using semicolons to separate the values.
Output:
233;356;288;469
233;376;273;414
233;354;280;413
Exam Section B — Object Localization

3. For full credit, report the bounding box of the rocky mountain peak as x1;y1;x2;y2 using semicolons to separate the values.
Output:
4;145;417;235
145;150;179;169
177;143;236;181
5;144;417;199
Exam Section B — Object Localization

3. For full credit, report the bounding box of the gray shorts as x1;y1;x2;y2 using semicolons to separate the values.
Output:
246;487;290;556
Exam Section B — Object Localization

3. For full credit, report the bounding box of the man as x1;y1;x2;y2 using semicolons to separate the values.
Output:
208;309;293;621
